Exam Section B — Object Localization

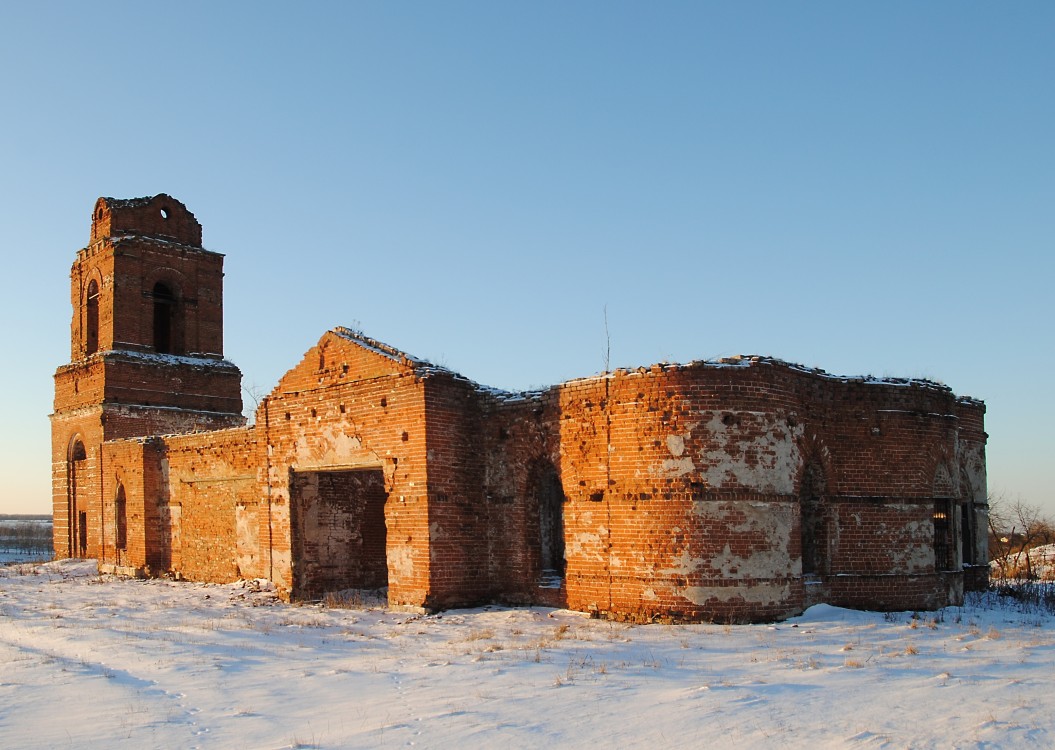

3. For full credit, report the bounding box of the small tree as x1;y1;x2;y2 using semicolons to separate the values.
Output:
989;494;1055;580
242;383;267;426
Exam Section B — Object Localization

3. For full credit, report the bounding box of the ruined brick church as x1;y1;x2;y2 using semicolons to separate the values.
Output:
52;194;988;622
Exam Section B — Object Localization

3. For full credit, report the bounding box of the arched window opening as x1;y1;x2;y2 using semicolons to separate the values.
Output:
531;461;565;579
85;280;99;355
960;503;976;566
959;469;977;567
115;485;127;551
932;465;956;572
933;500;953;571
68;440;87;557
152;282;176;354
799;463;828;577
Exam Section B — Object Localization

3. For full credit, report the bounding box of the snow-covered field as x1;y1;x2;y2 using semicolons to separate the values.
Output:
1;561;1053;749
0;516;52;566
0;550;52;566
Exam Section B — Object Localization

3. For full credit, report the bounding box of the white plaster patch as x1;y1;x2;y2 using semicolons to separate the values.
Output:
698;411;803;493
677;581;791;606
388;545;414;584
666;434;686;457
679;502;796;579
709;542;795;578
881;512;933;573
661;457;695;477
961;444;988;504
271;548;291;591
660;549;704;577
567;532;606;562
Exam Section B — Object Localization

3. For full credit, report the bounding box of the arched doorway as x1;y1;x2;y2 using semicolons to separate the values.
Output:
68;439;88;557
529;461;565;579
115;484;127;554
799;463;828;577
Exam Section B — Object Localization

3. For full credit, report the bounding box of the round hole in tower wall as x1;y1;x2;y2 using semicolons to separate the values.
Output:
160;208;169;220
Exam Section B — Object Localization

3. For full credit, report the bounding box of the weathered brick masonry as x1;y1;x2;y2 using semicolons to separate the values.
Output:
52;195;989;622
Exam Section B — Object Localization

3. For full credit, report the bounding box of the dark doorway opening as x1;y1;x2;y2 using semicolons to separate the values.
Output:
77;512;88;557
68;439;87;557
290;469;388;600
115;485;127;552
530;461;565;580
799;463;828;577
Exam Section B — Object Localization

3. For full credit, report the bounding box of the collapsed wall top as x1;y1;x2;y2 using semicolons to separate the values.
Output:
90;194;203;247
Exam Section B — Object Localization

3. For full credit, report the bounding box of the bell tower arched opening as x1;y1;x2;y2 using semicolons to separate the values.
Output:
85;280;99;355
152;281;177;354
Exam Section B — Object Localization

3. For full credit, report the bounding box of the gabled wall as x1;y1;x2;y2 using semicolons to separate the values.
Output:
253;331;433;604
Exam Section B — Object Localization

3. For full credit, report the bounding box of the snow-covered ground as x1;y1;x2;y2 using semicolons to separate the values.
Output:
1;561;1053;749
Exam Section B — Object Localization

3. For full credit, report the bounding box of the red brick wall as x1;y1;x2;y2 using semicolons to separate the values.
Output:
160;428;259;582
547;366;809;623
255;331;433;604
98;429;259;582
97;438;154;571
50;409;104;559
421;373;489;608
475;360;982;622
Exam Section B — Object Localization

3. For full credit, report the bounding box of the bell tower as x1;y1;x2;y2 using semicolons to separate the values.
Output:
51;195;245;559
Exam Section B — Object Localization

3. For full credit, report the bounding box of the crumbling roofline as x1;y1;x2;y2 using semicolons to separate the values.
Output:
330;327;981;408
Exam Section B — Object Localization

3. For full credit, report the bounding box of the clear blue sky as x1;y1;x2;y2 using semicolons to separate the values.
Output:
1;2;1051;517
